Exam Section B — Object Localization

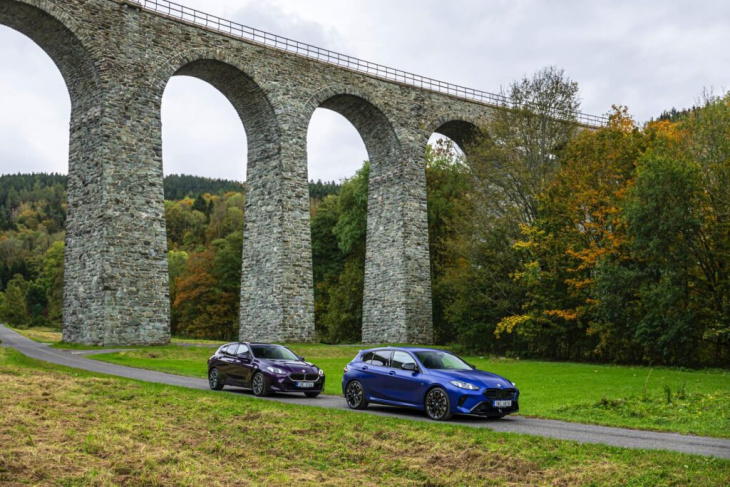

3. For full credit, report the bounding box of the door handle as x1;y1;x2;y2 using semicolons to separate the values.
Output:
389;371;395;376
361;366;368;370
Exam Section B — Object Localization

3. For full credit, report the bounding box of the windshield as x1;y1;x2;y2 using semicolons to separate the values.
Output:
415;351;472;370
250;345;300;361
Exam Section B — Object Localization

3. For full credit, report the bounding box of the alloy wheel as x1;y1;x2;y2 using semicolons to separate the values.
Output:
252;372;268;396
345;381;367;410
208;368;223;390
425;388;452;420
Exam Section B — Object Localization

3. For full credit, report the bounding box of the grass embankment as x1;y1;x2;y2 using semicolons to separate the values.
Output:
85;343;730;438
1;347;728;486
13;327;730;438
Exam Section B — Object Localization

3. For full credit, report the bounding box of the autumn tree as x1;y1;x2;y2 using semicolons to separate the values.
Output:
438;67;582;352
499;107;645;360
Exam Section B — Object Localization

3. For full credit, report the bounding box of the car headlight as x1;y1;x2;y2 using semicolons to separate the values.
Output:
450;380;480;391
511;382;516;387
318;369;325;376
266;366;286;375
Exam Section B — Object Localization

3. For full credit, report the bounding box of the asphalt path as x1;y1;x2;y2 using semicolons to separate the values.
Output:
1;325;729;459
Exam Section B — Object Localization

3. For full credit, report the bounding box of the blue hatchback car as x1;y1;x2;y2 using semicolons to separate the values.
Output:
342;347;519;420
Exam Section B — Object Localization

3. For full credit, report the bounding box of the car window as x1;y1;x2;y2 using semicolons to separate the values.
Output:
235;344;249;355
391;351;416;369
250;344;299;360
414;351;472;370
360;352;374;363
222;344;237;356
369;350;391;367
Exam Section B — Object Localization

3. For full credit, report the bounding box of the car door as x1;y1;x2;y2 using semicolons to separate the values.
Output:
356;350;392;400
228;343;253;385
380;350;426;406
215;344;237;381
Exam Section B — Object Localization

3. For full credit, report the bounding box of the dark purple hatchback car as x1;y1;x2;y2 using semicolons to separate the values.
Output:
207;342;325;397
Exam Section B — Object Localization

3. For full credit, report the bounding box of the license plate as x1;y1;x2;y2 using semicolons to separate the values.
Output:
494;400;512;408
297;382;314;388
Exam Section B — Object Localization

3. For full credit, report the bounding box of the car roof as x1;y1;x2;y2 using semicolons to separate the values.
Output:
360;346;447;354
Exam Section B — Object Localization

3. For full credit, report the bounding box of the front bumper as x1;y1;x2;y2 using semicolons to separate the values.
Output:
267;374;325;393
450;389;520;417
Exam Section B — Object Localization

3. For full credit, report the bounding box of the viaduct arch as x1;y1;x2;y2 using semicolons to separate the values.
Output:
0;0;602;345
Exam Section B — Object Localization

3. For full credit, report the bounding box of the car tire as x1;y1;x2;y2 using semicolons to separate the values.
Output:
208;367;224;391
304;391;321;398
425;387;453;421
251;372;270;397
345;380;368;410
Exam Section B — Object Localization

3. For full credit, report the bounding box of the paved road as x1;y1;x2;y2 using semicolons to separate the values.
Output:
2;325;729;459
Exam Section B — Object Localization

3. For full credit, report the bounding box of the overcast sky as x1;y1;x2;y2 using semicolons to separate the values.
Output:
1;0;729;183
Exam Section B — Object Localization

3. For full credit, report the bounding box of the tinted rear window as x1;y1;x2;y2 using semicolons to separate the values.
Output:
370;350;391;367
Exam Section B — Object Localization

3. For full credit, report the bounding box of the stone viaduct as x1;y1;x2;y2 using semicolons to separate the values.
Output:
0;0;604;346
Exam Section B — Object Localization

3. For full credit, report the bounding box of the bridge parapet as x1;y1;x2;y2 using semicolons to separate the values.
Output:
123;0;607;128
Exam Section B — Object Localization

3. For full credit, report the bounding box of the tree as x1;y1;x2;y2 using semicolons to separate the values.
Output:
315;163;369;342
467;66;581;230
168;250;189;335
42;241;64;326
2;274;28;327
499;107;645;360
173;250;235;340
438;67;582;352
621;152;705;365
425;141;470;343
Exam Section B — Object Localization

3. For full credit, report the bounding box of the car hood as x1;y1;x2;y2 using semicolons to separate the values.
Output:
262;359;320;374
428;369;514;389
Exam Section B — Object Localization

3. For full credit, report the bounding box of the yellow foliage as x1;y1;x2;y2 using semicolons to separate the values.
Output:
544;309;579;321
494;314;531;339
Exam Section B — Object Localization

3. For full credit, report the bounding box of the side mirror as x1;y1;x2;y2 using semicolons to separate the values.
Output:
298;356;305;361
401;362;418;371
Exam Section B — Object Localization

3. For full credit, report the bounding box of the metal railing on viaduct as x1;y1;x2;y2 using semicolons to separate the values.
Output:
127;0;607;127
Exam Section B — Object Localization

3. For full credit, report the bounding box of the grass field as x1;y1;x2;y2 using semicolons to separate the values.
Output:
12;327;730;438
1;347;728;486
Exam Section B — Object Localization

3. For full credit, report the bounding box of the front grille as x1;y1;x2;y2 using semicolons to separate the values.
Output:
471;400;519;416
484;388;516;400
289;373;319;381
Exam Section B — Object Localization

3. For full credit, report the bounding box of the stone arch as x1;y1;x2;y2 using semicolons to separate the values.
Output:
152;50;281;168
151;50;299;342
0;0;100;113
306;85;421;343
426;112;484;156
304;84;401;173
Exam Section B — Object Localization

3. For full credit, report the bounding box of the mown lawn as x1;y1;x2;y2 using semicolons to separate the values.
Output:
0;347;728;486
13;327;730;438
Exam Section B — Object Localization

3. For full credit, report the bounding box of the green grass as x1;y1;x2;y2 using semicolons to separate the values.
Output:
73;342;730;438
1;347;728;486
11;327;730;438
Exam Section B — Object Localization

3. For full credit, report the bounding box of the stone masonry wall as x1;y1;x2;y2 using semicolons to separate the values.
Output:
1;0;498;345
